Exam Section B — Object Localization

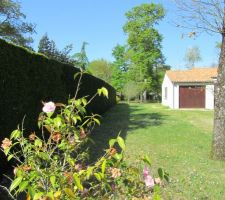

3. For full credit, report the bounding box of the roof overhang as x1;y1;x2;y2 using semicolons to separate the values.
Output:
172;81;214;85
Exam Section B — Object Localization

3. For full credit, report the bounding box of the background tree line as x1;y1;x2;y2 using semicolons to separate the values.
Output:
89;3;170;102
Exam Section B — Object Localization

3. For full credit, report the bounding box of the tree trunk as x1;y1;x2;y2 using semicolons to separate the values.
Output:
143;90;147;102
212;32;225;160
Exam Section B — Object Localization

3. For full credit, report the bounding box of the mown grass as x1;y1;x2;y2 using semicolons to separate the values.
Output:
91;103;225;200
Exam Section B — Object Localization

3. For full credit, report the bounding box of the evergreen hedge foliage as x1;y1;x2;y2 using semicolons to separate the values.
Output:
0;39;116;174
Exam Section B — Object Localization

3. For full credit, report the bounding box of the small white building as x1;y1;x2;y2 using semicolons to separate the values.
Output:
162;68;217;109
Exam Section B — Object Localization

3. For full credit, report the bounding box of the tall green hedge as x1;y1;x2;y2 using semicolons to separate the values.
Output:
0;39;116;174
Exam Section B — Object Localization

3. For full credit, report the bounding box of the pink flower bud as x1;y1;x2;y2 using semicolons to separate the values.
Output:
143;166;154;188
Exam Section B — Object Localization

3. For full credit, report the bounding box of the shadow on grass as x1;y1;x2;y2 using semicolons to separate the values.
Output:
126;104;167;132
88;103;166;162
88;103;130;162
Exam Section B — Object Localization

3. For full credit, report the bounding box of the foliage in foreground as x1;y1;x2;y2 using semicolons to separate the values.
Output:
1;83;168;199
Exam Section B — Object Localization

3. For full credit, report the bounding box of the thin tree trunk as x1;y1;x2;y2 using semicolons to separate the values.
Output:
212;31;225;160
143;90;147;102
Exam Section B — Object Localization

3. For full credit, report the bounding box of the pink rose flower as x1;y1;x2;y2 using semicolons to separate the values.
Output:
143;166;149;177
42;101;56;113
144;174;155;188
143;166;155;188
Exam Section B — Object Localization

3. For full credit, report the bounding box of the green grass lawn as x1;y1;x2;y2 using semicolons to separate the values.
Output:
90;103;225;200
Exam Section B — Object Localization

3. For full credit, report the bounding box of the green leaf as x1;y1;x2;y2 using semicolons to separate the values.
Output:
33;192;44;200
29;171;39;181
93;118;100;125
72;117;77;124
10;129;21;139
101;87;108;98
153;193;161;200
158;168;164;179
72;115;82;125
153;185;161;200
64;188;76;198
47;191;54;199
109;139;116;147
86;167;94;180
94;173;102;181
28;187;35;199
50;176;56;187
113;153;123;160
97;87;108;98
97;88;102;96
73;173;83;191
10;176;23;191
34;139;42;148
47;111;54;118
4;147;11;156
53;117;62;128
81;98;87;106
7;154;13;161
38;152;49;160
117;136;126;151
18;181;29;192
53;191;61;199
142;155;152;166
101;159;107;175
164;172;170;182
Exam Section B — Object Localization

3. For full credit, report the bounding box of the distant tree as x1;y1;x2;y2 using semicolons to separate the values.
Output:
0;0;35;47
88;59;112;83
38;34;73;64
38;34;57;58
57;44;73;64
174;0;225;161
111;64;125;93
73;42;89;70
123;81;140;103
112;44;129;72
111;44;129;93
184;46;202;68
123;3;165;101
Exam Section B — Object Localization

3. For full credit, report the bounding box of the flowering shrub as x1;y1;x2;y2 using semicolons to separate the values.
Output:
1;74;168;199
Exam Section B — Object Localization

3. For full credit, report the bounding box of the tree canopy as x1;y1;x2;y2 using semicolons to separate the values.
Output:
88;59;112;83
184;46;202;68
111;3;165;101
0;0;35;47
38;33;73;64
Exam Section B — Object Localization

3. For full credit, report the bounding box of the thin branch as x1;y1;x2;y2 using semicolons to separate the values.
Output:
173;0;225;35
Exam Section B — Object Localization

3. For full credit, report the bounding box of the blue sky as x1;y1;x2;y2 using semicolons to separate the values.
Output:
20;0;221;69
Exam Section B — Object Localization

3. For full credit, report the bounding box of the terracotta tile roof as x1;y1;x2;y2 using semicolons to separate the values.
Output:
166;67;218;83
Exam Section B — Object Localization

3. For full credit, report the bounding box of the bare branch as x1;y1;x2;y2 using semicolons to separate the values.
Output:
173;0;225;35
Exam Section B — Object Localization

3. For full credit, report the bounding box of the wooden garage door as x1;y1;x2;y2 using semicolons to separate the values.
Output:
179;86;205;108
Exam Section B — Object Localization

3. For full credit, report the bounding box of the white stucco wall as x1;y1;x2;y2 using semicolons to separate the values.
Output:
173;84;179;109
162;74;175;108
205;84;214;109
